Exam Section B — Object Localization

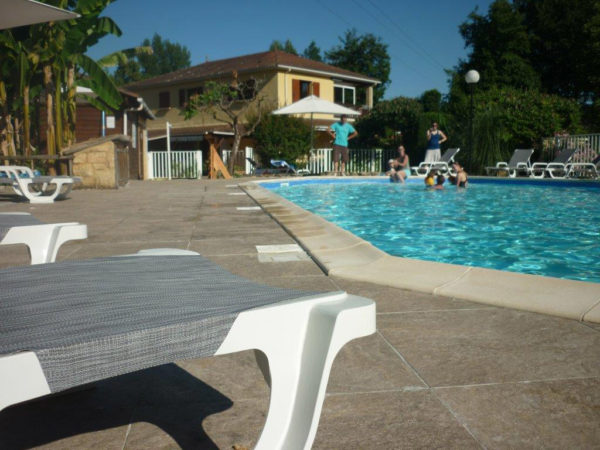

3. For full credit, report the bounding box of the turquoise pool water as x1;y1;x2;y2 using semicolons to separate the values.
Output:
268;179;600;283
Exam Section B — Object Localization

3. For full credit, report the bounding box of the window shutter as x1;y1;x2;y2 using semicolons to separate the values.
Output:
312;82;320;97
292;79;300;102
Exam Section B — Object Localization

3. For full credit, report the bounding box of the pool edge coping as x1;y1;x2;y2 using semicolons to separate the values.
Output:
240;177;600;324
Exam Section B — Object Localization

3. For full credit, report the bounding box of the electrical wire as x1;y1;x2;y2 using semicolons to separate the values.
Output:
315;0;438;84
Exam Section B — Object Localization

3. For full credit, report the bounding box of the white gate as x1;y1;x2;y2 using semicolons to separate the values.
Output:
222;147;254;174
147;150;202;179
308;148;333;174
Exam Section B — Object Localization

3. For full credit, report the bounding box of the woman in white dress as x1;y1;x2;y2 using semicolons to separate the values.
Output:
424;122;447;162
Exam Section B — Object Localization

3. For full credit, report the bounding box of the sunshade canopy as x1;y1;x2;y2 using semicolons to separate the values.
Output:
0;0;79;30
272;95;360;116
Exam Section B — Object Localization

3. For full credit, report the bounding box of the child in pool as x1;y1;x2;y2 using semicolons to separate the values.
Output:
424;171;436;187
433;174;445;190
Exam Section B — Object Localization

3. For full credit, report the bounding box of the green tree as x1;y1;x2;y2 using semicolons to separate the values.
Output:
112;59;142;85
458;87;582;172
456;0;539;93
354;97;422;151
184;73;267;173
113;33;190;85
514;0;600;103
302;41;322;61
420;89;442;113
325;29;390;103
253;115;311;164
269;39;297;55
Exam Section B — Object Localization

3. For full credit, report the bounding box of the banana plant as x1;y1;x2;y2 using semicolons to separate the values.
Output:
96;46;153;69
0;0;123;157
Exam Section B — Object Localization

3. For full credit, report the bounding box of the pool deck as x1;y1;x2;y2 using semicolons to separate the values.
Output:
1;179;599;449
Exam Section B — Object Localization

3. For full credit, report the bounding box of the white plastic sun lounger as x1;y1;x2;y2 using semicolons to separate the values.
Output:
0;212;87;264
0;165;81;203
485;149;534;178
412;148;460;176
566;155;600;179
0;249;376;450
0;212;85;263
531;148;577;179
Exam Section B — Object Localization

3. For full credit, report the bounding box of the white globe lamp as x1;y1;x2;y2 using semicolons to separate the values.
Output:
465;70;480;84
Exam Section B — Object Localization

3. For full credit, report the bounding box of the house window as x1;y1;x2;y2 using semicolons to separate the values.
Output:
179;89;186;107
187;86;203;99
334;86;344;103
334;84;356;105
300;81;311;99
240;79;257;100
292;79;320;102
159;91;170;108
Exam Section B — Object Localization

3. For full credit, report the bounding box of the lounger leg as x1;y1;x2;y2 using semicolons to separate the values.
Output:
57;182;74;199
216;293;376;450
15;180;58;204
47;224;87;262
4;223;86;264
0;352;51;412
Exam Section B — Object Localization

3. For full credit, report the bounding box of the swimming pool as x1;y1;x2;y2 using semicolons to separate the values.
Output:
266;178;600;283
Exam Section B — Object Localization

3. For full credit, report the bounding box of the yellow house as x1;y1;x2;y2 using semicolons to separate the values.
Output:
125;50;380;155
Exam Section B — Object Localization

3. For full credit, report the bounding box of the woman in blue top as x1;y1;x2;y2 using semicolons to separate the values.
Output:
425;122;447;163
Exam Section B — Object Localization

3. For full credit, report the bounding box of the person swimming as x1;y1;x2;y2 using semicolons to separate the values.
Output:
450;162;468;187
387;145;411;183
425;171;436;187
433;174;445;190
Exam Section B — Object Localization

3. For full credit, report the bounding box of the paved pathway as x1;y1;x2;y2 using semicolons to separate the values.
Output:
1;180;598;449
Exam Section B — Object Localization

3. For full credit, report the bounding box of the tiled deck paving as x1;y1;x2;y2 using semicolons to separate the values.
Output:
0;179;599;449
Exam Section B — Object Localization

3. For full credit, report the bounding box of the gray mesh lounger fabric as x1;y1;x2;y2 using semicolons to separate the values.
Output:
0;255;317;392
0;214;43;240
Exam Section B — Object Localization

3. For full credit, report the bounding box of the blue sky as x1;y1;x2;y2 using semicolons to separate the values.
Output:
87;0;495;99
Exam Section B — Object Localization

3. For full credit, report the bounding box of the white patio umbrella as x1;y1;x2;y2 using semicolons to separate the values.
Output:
272;95;360;148
0;0;79;30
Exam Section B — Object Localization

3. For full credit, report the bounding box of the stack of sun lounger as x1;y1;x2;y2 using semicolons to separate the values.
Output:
531;148;577;179
566;154;600;179
0;165;80;203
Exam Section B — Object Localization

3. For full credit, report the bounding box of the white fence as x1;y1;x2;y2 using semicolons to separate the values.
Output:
308;148;394;174
542;133;600;163
147;150;202;179
222;147;254;174
308;148;333;174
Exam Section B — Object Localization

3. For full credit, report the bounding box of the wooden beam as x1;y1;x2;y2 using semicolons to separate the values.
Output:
207;137;232;179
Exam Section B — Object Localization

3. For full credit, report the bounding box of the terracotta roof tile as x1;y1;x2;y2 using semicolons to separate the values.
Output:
125;50;379;90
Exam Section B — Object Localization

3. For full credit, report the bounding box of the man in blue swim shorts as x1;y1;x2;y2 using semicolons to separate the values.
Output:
328;114;358;175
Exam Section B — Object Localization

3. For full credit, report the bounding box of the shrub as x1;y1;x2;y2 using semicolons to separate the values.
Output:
252;115;311;164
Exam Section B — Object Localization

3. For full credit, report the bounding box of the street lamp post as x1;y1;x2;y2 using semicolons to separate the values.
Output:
465;70;480;172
